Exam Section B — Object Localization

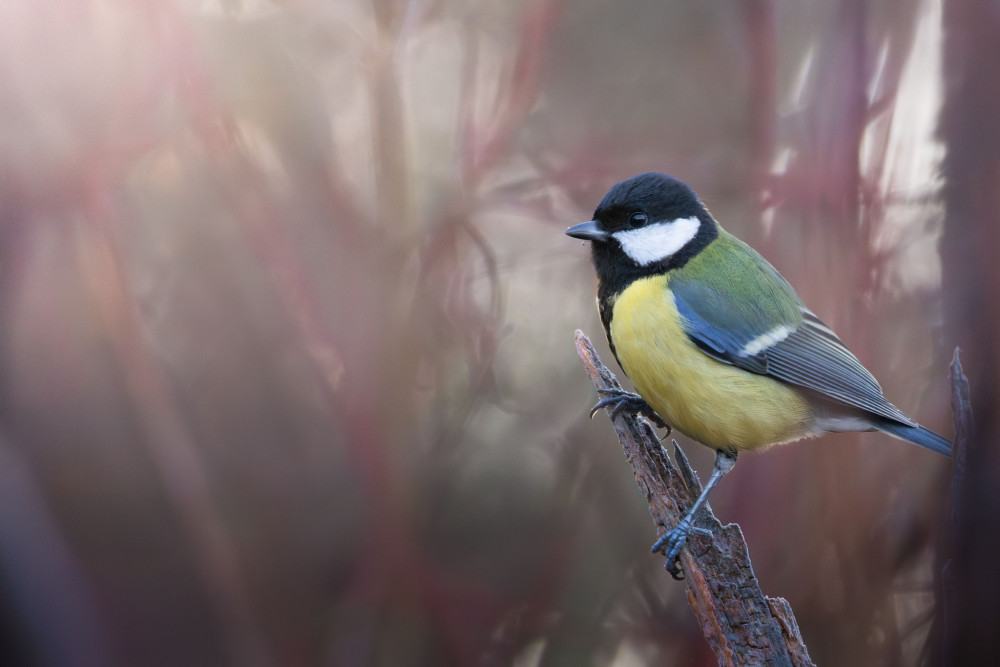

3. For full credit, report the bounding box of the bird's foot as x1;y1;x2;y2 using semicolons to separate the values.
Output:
651;518;712;580
590;388;670;434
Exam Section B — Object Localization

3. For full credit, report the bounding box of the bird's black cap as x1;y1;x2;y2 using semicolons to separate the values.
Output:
567;172;720;303
591;172;708;233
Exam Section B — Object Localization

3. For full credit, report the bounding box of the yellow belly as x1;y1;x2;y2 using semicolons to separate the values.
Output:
609;276;816;451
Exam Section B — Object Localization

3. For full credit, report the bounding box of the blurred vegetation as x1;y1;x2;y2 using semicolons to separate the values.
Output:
0;1;994;665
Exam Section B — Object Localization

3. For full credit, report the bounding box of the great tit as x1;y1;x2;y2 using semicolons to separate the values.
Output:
567;172;951;578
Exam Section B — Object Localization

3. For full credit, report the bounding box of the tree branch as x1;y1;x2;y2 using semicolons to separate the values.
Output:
574;330;814;666
934;347;972;660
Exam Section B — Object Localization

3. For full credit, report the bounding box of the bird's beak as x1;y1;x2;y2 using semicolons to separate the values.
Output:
566;220;609;241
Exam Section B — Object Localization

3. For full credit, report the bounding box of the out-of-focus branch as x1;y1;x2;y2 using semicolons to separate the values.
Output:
935;347;971;660
0;431;113;666
574;331;814;667
949;348;971;524
77;202;270;666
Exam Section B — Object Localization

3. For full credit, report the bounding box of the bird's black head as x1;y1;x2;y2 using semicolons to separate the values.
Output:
566;172;719;293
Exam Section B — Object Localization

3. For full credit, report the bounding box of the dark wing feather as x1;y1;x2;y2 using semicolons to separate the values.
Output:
765;310;915;425
672;286;915;426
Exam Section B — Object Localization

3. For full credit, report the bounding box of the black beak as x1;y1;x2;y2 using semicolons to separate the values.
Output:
565;220;609;241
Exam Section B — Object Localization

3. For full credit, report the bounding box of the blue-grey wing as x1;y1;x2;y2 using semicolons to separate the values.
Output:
672;284;915;426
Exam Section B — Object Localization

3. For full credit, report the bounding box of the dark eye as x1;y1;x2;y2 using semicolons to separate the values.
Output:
627;212;648;229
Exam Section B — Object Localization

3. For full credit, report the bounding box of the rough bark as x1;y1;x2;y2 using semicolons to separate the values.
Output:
575;330;813;667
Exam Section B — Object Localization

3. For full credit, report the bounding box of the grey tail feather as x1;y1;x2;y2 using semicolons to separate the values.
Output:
876;421;953;457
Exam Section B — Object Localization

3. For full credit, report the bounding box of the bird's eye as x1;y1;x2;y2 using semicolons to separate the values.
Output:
627;212;648;229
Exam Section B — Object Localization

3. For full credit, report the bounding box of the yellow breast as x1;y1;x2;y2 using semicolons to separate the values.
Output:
609;276;816;451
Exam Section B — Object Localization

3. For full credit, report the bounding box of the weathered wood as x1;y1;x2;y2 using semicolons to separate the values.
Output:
575;330;814;666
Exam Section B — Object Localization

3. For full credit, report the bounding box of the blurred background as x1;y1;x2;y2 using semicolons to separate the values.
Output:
1;0;998;665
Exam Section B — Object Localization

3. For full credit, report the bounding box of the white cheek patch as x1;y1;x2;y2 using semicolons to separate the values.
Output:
612;216;701;266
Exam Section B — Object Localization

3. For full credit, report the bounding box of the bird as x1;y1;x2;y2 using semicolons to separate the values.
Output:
566;172;951;578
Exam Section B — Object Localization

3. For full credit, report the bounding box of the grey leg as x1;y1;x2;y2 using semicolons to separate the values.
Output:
652;448;737;579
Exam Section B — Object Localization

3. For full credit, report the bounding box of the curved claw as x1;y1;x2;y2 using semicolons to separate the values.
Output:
589;395;622;419
652;518;709;580
609;399;637;422
588;388;670;432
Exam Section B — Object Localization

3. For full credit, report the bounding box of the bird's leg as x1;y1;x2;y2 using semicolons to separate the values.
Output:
653;448;737;579
589;387;670;433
